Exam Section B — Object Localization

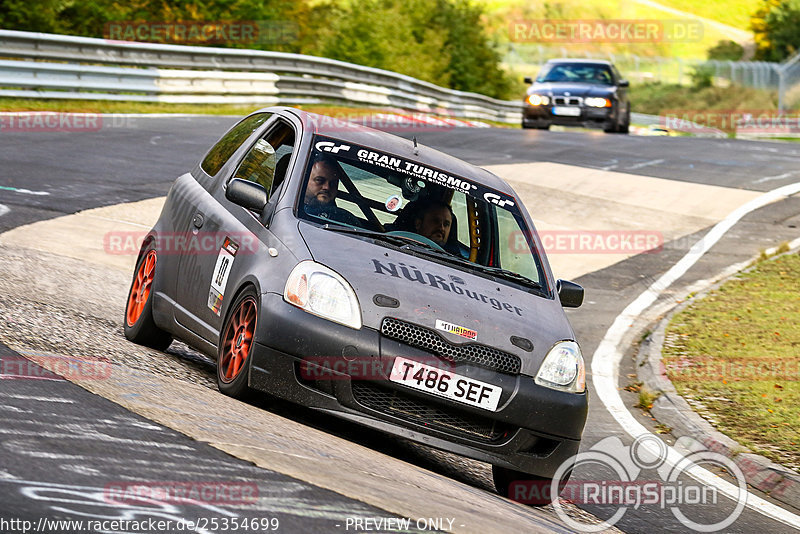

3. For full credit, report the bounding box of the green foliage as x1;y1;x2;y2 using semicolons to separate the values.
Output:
707;40;744;60
630;81;778;116
311;0;513;99
689;65;715;89
0;0;514;99
751;0;800;61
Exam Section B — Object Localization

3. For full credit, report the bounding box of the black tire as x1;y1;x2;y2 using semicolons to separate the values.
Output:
217;287;259;398
619;104;630;134
124;245;173;351
492;465;572;506
522;121;550;130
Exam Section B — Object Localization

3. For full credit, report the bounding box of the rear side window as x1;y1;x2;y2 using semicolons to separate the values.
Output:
201;113;271;176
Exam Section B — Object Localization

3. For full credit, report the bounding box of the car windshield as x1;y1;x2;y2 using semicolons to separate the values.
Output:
297;136;546;289
537;63;613;85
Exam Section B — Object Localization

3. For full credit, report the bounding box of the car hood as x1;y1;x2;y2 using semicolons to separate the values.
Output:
531;82;616;98
299;222;576;376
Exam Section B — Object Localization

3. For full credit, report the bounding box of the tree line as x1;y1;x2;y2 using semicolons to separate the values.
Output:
0;0;514;100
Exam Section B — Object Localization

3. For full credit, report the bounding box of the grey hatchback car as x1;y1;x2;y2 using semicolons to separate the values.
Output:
124;107;588;502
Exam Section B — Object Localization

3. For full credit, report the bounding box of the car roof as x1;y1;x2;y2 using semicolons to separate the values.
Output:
260;106;517;196
545;58;613;66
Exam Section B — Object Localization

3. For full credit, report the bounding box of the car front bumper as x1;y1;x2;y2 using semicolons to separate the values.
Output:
523;105;614;128
248;292;587;477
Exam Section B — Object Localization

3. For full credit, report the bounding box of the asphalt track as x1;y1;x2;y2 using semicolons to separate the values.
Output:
1;115;800;533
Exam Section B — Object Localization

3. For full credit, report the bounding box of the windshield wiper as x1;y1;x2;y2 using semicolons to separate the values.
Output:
476;265;542;290
323;225;453;251
323;225;544;292
321;224;429;248
401;245;544;291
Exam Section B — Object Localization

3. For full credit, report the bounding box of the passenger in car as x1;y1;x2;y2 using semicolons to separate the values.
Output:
303;156;360;226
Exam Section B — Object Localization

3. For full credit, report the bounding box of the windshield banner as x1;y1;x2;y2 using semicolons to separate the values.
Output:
313;136;519;212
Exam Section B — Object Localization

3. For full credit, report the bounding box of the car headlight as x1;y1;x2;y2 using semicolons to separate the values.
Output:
284;261;362;329
584;97;612;108
526;94;550;106
535;341;585;393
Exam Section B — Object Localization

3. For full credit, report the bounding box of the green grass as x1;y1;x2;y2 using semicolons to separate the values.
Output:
630;81;779;115
478;0;749;61
662;252;800;470
654;0;761;31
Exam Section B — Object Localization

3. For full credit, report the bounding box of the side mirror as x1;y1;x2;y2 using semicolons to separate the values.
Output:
557;279;584;308
618;79;630;87
226;178;268;213
524;77;533;84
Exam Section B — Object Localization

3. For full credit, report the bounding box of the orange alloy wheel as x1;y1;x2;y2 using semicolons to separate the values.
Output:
126;250;157;327
219;296;257;383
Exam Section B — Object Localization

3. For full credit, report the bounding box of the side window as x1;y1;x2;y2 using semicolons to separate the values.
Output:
231;121;295;199
497;208;540;283
200;113;271;176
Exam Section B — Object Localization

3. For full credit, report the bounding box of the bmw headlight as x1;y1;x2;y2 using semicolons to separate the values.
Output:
584;97;612;108
526;94;550;106
284;261;362;329
535;341;586;393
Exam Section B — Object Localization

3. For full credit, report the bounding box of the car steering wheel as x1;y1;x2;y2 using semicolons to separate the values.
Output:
386;231;445;252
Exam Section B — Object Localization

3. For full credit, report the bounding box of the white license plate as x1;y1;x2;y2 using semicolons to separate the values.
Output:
552;106;581;117
389;357;502;411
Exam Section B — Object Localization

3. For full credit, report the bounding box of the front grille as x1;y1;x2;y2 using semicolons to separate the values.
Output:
351;382;510;442
381;318;521;375
553;96;582;106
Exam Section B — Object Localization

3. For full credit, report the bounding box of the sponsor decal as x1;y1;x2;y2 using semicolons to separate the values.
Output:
385;194;403;212
311;136;518;210
315;141;351;153
435;319;478;340
483;192;515;208
371;259;524;316
208;237;238;315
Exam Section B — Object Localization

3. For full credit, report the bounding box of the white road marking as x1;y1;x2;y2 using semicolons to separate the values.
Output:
592;181;800;528
599;159;618;171
0;204;8;217
0;394;75;403
753;171;796;184
0;185;50;196
626;158;664;170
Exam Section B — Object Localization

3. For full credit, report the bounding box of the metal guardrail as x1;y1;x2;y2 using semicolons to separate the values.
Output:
0;29;523;122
